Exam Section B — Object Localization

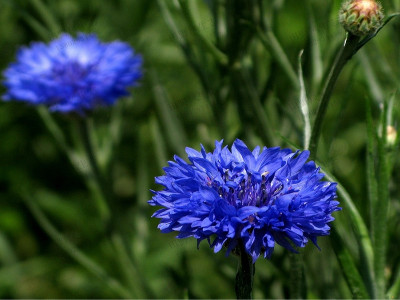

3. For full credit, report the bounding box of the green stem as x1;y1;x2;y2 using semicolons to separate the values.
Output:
308;33;360;158
235;241;254;299
388;266;400;299
30;0;61;37
78;118;146;297
78;118;111;223
178;0;228;65
22;196;132;299
374;103;390;299
321;166;375;297
289;253;305;299
256;27;299;91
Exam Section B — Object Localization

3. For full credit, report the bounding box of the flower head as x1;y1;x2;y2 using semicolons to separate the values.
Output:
2;33;142;114
339;0;384;36
149;139;340;262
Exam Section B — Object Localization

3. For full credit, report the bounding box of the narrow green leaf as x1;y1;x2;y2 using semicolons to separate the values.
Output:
355;13;400;53
150;70;188;157
320;166;375;297
306;1;323;88
21;13;52;40
359;51;384;103
157;0;187;47
298;50;311;149
150;115;168;170
330;227;370;299
21;193;132;299
178;0;228;65
365;97;378;244
236;69;275;145
30;0;61;37
374;100;390;299
0;257;61;288
0;233;17;266
111;234;143;298
255;25;299;91
388;267;400;299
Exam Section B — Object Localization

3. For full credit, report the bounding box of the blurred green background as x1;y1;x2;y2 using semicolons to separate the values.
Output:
0;0;399;298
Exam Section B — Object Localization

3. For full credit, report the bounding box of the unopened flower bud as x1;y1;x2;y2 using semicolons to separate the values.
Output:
339;0;384;36
387;125;397;146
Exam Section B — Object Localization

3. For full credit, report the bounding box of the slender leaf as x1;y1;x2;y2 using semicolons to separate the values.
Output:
320;166;375;297
298;50;311;149
330;227;370;299
30;0;61;36
150;70;188;157
365;97;378;245
374;100;390;299
178;0;228;65
21;193;132;299
254;25;299;90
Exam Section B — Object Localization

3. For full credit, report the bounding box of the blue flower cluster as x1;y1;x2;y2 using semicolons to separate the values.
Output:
2;33;142;114
149;139;340;262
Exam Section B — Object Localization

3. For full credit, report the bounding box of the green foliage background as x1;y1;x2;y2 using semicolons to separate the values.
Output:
0;0;399;298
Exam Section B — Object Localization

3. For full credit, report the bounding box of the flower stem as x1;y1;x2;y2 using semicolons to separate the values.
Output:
77;118;147;297
78;117;112;223
308;33;360;158
289;253;305;299
235;241;255;299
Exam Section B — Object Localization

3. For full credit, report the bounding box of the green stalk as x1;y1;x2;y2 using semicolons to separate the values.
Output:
330;227;370;299
235;241;254;299
308;33;360;158
30;0;61;37
78;118;147;297
78;118;111;223
289;253;305;299
321;167;375;297
388;267;400;299
373;102;390;299
256;27;299;91
178;0;228;65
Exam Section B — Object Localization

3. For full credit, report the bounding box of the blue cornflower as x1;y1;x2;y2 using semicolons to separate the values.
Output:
149;139;341;262
2;33;142;114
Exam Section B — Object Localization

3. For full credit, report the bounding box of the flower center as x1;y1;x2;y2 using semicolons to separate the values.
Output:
51;61;89;84
210;173;283;208
353;0;378;16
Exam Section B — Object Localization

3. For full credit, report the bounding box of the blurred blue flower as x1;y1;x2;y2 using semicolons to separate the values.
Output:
149;139;340;262
2;33;142;114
